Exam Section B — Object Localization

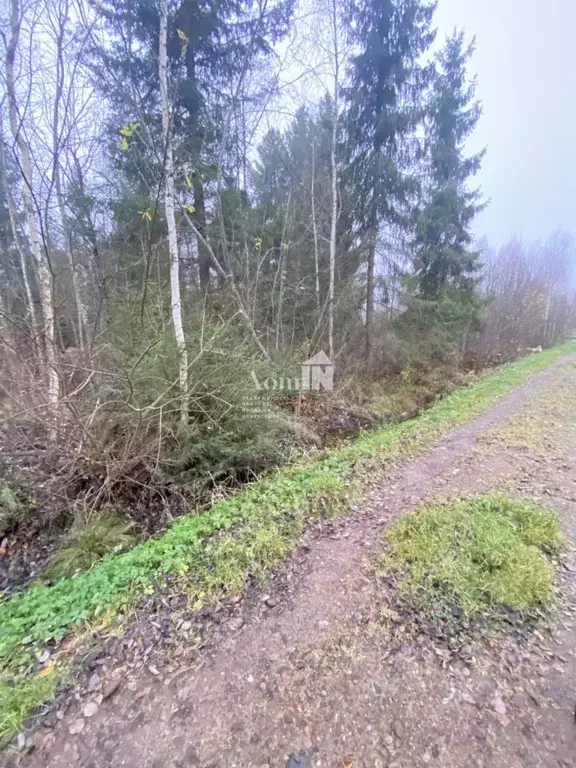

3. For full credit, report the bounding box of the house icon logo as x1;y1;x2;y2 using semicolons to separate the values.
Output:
301;351;333;392
248;351;334;394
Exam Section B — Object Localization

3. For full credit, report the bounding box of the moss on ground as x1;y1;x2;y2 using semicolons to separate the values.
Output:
0;342;574;744
380;495;564;617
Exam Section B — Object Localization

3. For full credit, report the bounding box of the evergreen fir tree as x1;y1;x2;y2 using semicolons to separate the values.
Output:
414;29;485;299
344;0;436;362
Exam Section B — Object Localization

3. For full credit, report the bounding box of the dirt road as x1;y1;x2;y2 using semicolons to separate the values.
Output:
14;358;576;768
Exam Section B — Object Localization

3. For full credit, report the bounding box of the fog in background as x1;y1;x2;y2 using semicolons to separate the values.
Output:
434;0;576;246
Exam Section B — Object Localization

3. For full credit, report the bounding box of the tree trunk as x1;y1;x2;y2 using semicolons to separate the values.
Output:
159;0;189;424
365;233;376;367
52;3;87;350
53;161;86;350
0;110;39;341
193;173;210;293
6;0;59;428
72;155;106;339
310;143;320;311
328;0;339;361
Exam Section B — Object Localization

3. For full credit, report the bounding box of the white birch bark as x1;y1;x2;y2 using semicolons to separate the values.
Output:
5;0;59;425
0;110;39;340
328;0;339;361
159;0;189;423
52;3;87;349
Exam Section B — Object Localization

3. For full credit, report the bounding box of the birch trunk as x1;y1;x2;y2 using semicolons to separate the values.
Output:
52;0;87;349
328;0;339;360
159;0;189;423
6;0;59;425
0;110;39;340
310;143;320;310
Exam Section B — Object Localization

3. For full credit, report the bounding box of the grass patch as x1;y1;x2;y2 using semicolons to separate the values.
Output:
0;342;574;744
45;512;136;579
380;495;564;617
0;671;56;745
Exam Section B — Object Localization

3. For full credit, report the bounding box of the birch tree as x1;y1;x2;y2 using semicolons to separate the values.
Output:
0;109;38;339
4;0;59;422
50;0;89;350
326;0;341;360
300;0;350;359
159;0;189;423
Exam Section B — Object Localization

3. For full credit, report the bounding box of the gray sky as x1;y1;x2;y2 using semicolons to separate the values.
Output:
434;0;576;246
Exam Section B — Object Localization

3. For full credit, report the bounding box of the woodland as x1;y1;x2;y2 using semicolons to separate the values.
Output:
0;0;574;576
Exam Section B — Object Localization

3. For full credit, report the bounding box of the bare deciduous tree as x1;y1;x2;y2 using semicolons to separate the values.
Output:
4;0;59;425
159;0;189;423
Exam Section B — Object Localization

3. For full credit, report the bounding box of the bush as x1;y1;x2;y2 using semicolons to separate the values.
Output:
0;485;24;539
72;291;303;503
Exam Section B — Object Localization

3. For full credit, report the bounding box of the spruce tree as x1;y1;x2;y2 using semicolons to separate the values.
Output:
414;29;485;299
345;0;436;363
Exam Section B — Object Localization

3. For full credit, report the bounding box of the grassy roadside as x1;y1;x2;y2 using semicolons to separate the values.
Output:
0;342;574;743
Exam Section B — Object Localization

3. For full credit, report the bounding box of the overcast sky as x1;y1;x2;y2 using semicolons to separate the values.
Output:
433;0;576;246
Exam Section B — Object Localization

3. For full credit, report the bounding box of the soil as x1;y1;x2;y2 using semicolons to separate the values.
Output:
0;424;65;594
6;356;576;768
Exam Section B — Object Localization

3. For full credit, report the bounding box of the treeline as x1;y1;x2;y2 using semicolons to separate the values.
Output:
0;0;574;503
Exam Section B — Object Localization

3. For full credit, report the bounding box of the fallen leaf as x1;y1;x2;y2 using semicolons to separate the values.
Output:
38;664;55;678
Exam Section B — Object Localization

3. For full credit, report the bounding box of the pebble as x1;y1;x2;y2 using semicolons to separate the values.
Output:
102;677;122;700
461;691;477;706
491;694;507;716
83;701;99;718
68;718;85;735
43;710;59;728
228;617;244;631
286;749;310;767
